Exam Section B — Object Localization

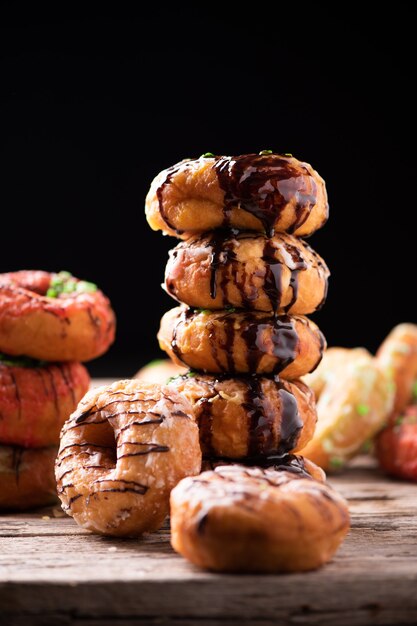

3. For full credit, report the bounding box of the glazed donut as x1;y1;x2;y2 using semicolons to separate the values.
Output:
165;230;329;314
56;379;201;536
135;359;187;384
146;153;328;239
201;453;326;483
0;270;116;361
304;347;372;398
0;445;58;510
300;349;394;471
377;404;417;481
376;323;417;419
170;464;349;572
0;358;90;447
158;306;325;378
167;372;317;458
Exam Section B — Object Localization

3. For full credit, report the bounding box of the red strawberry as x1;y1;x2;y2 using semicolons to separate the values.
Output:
377;405;417;481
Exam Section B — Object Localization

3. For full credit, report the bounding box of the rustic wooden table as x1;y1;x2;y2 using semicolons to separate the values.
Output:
1;457;417;626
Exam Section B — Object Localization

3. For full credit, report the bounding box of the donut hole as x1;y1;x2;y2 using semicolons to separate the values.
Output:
79;419;117;466
11;271;51;296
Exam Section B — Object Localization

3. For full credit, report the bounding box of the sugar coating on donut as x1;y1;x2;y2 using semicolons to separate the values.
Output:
300;348;394;470
56;379;201;536
0;360;90;447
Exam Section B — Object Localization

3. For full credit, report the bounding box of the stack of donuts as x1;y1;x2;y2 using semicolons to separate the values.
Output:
142;152;350;572
0;270;115;509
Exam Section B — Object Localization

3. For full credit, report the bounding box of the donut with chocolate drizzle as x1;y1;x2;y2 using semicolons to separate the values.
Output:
165;230;329;314
0;444;58;510
56;379;201;536
158;306;325;378
0;358;90;447
145;153;328;239
167;372;317;459
170;463;350;572
0;270;116;362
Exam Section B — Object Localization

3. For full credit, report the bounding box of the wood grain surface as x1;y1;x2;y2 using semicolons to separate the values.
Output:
1;428;417;624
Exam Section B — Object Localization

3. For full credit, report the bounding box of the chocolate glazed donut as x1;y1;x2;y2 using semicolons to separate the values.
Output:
158;306;325;378
167;373;317;458
170;464;350;572
146;153;328;239
165;230;329;314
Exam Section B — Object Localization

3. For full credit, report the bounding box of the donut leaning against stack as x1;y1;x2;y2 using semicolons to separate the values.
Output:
145;151;350;572
55;379;201;536
0;270;115;509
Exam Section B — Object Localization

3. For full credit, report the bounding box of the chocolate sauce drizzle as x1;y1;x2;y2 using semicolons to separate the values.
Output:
92;478;148;495
190;374;303;457
156;154;322;237
171;307;195;366
213;154;318;237
172;308;298;375
203;453;312;479
156;160;193;234
241;313;298;374
185;229;312;314
11;446;24;483
245;376;303;456
8;370;21;419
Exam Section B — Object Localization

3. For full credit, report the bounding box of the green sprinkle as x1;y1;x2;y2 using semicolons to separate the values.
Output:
62;279;77;293
50;277;62;288
76;281;98;294
322;439;333;453
283;152;293;157
166;374;180;384
395;416;404;426
197;308;211;315
329;457;344;469
225;306;236;313
412;381;417;400
201;152;215;158
47;271;98;298
187;371;197;378
259;149;273;155
0;353;47;368
357;404;370;417
57;270;72;280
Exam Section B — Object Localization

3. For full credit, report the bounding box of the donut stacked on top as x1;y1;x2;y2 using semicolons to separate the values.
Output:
0;270;116;509
146;152;329;465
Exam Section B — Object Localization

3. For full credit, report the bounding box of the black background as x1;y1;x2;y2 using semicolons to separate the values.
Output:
1;10;416;377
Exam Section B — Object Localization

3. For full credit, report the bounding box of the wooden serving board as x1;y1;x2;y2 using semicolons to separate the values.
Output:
1;391;417;625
